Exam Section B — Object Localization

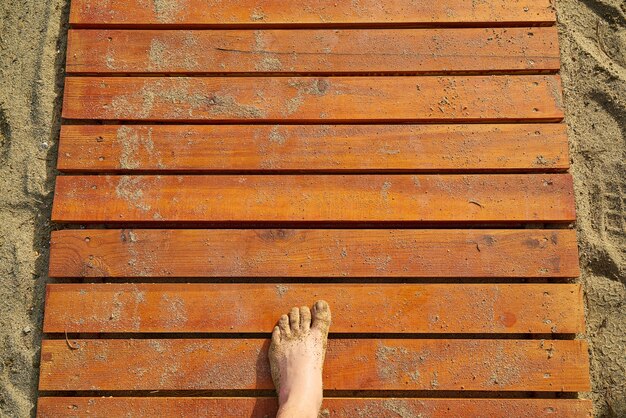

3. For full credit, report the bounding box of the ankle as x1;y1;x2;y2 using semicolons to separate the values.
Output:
276;398;320;418
277;370;323;406
277;385;322;418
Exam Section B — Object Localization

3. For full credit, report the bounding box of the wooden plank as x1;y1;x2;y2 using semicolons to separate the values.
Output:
69;0;556;27
57;124;570;172
38;339;590;391
66;27;560;74
48;229;580;278
37;397;593;418
43;283;584;334
51;174;576;223
61;76;565;122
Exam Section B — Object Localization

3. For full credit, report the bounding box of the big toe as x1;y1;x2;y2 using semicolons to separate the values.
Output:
311;300;331;334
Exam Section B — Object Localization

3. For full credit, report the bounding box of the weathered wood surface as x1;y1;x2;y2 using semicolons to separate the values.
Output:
41;0;589;410
66;27;560;74
48;229;580;278
57;124;570;172
37;397;593;418
69;0;557;27
51;174;575;223
39;339;590;391
43;283;584;334
61;76;565;122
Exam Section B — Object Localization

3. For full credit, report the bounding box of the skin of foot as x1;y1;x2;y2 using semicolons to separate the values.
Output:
269;300;331;418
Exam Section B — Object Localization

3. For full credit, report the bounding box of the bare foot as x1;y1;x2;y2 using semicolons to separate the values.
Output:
269;300;331;418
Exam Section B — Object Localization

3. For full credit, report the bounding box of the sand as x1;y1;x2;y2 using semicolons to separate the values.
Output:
0;0;68;416
557;1;626;415
0;0;624;416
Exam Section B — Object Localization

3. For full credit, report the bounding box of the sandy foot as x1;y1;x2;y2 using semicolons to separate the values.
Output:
269;300;331;418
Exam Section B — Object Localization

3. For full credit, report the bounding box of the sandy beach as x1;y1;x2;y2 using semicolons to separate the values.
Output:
0;0;624;416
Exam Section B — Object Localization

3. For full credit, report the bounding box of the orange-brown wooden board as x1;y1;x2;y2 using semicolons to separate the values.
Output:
43;283;584;334
38;339;590;391
37;397;593;418
61;76;565;122
48;229;580;278
51;174;576;223
57;124;570;172
66;27;560;74
69;0;556;27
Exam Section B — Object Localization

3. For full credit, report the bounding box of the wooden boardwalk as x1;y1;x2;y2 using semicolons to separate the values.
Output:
39;1;591;416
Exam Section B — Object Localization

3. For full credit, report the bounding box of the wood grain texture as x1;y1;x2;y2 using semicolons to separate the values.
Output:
48;229;580;278
43;283;584;334
69;0;556;27
37;397;593;418
57;124;570;172
61;76;565;122
51;174;576;223
38;339;590;391
66;27;560;74
42;0;590;408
